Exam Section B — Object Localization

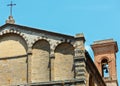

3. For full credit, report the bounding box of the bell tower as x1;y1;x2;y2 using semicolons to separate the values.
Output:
91;39;118;86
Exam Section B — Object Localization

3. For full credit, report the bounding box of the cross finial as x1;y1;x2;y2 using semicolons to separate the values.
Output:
6;1;16;24
7;1;16;16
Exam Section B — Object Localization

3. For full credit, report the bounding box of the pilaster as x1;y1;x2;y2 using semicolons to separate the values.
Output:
50;51;55;81
74;33;86;86
27;48;32;84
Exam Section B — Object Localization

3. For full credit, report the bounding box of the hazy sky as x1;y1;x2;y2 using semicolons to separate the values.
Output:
0;0;120;84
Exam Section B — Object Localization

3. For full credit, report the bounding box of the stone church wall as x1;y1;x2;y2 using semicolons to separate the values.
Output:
0;24;106;86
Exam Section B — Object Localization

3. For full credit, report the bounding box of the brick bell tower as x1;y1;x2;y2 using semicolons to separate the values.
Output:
91;39;118;86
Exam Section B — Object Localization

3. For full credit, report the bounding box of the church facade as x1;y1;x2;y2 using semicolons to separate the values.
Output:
0;16;118;86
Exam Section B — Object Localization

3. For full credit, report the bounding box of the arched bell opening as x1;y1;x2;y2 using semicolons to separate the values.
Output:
101;59;109;78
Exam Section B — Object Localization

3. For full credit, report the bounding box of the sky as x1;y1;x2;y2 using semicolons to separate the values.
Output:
0;0;120;84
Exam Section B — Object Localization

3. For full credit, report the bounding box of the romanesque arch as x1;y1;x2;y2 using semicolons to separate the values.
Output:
0;33;28;85
31;39;50;82
101;58;109;77
54;43;74;80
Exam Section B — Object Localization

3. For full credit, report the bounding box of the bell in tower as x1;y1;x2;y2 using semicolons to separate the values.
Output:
102;59;109;77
